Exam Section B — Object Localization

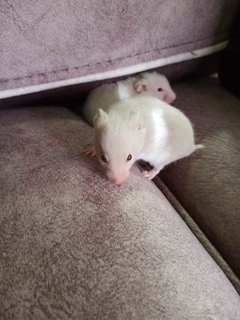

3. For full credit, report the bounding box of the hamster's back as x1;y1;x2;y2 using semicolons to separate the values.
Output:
133;96;195;156
82;83;119;126
109;96;195;155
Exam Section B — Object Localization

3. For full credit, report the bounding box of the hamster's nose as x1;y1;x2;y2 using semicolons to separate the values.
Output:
113;177;124;185
107;170;128;185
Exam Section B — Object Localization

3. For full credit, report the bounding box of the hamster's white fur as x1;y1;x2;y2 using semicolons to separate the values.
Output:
82;72;176;126
83;96;203;185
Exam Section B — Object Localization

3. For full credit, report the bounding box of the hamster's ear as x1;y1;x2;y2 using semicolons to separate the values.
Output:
163;90;176;104
128;111;145;135
137;122;146;136
128;110;138;121
93;108;108;128
134;79;148;93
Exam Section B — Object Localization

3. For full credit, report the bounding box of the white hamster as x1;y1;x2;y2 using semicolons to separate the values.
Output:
83;96;203;185
82;72;176;126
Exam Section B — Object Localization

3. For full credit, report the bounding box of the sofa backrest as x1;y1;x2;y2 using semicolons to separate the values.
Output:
0;0;240;105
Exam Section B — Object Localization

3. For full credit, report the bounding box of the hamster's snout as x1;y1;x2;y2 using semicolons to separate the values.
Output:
107;170;129;185
113;177;124;185
165;92;176;104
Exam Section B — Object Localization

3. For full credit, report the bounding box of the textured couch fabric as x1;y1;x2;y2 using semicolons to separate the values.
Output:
1;2;240;318
0;0;240;95
160;77;240;277
1;105;240;319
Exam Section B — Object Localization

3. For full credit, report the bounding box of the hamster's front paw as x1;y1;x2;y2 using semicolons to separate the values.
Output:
141;168;159;180
82;145;96;157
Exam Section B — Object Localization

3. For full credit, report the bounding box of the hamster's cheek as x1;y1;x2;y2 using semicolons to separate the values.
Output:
159;91;165;99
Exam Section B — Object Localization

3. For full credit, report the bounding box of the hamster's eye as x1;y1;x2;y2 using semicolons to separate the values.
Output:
127;154;132;161
101;154;107;163
157;87;163;92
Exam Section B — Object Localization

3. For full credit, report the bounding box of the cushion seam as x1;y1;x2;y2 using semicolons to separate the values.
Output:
153;175;240;294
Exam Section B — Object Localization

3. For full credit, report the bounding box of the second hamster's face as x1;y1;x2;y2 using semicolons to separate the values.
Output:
93;109;145;185
134;72;176;104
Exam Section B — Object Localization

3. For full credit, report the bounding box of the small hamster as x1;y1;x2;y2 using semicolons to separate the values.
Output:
82;72;176;126
83;96;203;185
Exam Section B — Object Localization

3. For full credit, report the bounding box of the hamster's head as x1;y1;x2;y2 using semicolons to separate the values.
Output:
134;72;176;103
93;109;145;185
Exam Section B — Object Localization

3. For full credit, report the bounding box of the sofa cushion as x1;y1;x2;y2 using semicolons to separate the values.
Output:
160;76;240;277
1;1;240;99
1;105;240;319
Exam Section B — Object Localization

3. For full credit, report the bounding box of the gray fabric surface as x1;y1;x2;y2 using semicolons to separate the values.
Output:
160;76;240;277
0;0;239;92
154;176;240;294
0;105;240;319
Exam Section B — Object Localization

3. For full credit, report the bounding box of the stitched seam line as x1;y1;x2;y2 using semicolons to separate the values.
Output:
0;35;228;83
